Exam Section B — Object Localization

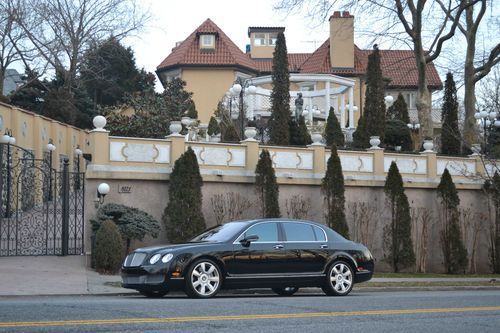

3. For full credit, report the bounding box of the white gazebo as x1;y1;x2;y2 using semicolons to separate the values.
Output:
233;73;358;129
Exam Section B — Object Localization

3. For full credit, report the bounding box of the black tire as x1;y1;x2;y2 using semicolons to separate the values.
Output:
322;260;354;296
185;259;222;298
139;290;168;298
272;287;299;296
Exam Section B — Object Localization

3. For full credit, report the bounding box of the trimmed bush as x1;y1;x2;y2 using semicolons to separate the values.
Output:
325;107;345;147
255;150;281;218
384;119;413;151
94;220;124;274
208;116;220;136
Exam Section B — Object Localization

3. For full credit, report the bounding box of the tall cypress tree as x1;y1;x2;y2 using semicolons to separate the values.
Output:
437;168;468;274
289;116;311;145
163;147;206;243
268;32;290;145
322;145;349;238
255;150;280;218
353;45;386;148
386;93;410;123
384;162;415;272
325;107;345;147
441;72;461;155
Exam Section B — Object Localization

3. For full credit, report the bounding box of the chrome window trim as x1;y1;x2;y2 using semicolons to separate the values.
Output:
232;221;328;245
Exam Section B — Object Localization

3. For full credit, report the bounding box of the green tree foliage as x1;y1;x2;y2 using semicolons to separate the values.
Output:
104;93;170;138
383;162;415;272
80;37;143;110
221;122;240;142
325;107;345;147
322;145;349;238
268;32;290;145
255;150;281;218
486;172;500;273
353;45;386;148
437;168;468;274
163;147;206;243
289;116;312;145
208;116;220;136
441;72;461;155
386;93;410;123
92;203;161;254
94;220;124;274
163;78;196;121
384;119;413;151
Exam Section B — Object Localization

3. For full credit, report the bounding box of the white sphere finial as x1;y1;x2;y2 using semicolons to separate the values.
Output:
93;115;107;131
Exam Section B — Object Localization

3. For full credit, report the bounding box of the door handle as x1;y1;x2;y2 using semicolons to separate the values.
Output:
274;244;284;249
320;244;329;249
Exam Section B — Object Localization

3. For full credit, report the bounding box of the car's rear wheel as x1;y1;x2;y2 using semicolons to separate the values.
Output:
139;290;168;298
272;287;299;296
185;259;222;298
322;260;354;296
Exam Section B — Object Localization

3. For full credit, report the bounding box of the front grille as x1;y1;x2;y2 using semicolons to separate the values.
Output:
124;253;147;267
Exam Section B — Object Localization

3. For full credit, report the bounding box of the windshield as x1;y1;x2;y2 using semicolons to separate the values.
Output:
191;222;248;242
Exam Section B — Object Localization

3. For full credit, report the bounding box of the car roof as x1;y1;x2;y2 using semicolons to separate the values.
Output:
232;218;326;228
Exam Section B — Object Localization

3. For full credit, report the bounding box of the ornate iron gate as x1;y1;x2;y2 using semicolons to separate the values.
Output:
0;143;85;256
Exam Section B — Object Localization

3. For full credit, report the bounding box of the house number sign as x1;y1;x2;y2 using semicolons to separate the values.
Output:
118;185;132;193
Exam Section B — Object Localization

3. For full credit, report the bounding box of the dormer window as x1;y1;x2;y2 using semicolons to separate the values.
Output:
254;33;266;46
268;33;278;46
200;34;215;49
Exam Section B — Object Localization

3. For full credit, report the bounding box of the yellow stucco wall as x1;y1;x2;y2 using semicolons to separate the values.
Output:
329;16;354;68
182;68;237;123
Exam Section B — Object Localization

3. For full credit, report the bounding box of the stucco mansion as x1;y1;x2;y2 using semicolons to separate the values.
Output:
155;12;442;130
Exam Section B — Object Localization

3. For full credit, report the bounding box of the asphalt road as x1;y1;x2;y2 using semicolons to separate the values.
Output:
0;290;499;333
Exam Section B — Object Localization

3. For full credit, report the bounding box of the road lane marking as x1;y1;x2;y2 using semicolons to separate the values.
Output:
1;306;500;328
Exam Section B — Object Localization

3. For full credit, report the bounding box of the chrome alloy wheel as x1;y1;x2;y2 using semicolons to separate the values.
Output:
190;262;220;297
330;262;352;295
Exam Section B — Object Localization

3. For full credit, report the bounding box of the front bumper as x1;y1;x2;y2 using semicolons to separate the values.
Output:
121;265;185;292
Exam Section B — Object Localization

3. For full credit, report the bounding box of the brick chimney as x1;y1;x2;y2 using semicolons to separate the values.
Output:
329;11;354;69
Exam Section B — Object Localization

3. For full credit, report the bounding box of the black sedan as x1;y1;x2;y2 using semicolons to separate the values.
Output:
121;219;374;298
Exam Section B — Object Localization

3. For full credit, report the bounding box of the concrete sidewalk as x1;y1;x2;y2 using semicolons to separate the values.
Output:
0;256;498;297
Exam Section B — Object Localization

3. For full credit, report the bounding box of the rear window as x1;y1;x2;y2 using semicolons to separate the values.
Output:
283;222;316;241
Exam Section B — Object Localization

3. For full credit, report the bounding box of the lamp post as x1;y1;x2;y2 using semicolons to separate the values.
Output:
230;78;256;139
1;130;15;217
407;121;420;151
474;109;500;155
47;139;56;202
74;145;82;190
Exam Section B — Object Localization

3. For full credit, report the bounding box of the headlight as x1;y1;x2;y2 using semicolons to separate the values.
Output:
162;253;174;263
149;254;162;265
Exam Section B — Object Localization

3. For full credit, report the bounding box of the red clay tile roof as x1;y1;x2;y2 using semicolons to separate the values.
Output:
157;19;257;73
252;53;311;73
299;40;442;89
157;19;442;90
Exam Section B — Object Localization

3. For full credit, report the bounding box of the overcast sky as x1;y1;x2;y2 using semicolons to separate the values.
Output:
124;0;336;80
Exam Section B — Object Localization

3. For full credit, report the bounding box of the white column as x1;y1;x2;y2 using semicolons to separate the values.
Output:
325;81;331;114
308;95;313;122
348;87;354;128
340;93;346;129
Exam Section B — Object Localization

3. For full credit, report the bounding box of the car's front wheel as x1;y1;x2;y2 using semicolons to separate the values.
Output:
322;261;354;296
272;287;299;296
185;259;222;298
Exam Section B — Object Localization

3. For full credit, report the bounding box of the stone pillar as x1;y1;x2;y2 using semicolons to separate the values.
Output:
167;134;186;164
308;143;326;177
340;93;346;128
89;130;110;165
372;148;385;177
348;87;354;128
243;139;259;174
423;151;437;179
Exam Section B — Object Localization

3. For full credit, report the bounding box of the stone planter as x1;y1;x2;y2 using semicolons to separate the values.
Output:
369;136;381;149
310;132;323;145
423;139;434;152
470;144;481;155
244;127;257;141
169;121;182;135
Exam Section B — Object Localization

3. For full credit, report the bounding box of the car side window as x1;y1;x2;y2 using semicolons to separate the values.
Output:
313;225;327;242
283;222;317;242
243;222;279;242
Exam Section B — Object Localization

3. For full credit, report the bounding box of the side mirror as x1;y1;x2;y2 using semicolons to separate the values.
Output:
240;234;259;247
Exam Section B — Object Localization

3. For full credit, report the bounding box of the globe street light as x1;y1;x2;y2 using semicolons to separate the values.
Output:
474;109;500;155
47;139;56;201
74;145;82;190
231;78;256;139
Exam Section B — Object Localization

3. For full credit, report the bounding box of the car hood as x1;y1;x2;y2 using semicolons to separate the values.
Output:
133;241;218;254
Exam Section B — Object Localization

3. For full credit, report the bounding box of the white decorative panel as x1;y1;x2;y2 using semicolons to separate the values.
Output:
110;142;170;163
228;148;246;167
437;159;475;176
486;163;500;177
110;142;126;161
297;152;313;170
268;151;313;170
338;154;374;173
384;157;427;174
192;146;246;167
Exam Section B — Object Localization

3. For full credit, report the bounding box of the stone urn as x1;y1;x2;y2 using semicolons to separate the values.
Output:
470;144;481;155
369;136;381;149
169;121;182;135
423;139;434;152
244;127;257;141
310;132;323;145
